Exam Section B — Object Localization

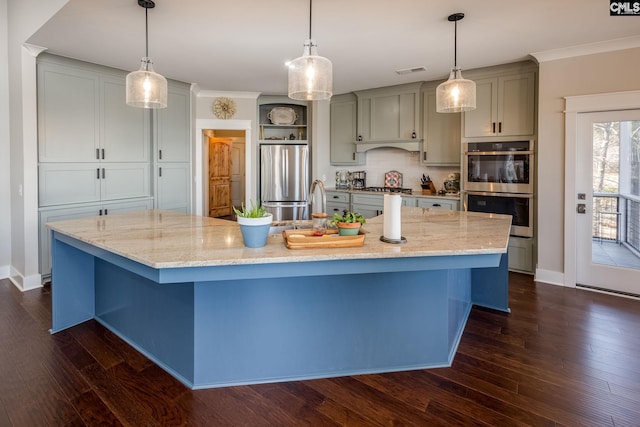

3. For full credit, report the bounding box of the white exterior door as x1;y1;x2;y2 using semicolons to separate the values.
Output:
576;110;640;295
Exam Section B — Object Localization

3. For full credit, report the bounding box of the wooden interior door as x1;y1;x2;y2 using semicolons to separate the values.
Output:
209;138;232;217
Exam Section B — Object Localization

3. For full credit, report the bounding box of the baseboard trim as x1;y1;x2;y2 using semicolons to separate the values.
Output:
534;268;567;287
9;266;42;292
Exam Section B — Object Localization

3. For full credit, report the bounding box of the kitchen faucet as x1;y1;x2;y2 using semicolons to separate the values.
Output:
309;179;326;216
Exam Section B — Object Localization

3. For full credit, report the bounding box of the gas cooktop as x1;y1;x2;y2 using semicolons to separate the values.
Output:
358;187;413;194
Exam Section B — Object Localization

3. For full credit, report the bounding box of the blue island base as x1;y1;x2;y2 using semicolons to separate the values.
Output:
51;234;508;389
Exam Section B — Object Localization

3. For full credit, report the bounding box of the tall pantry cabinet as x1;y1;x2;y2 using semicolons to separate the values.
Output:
37;54;191;278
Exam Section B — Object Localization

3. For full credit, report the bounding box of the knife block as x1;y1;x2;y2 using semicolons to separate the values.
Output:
421;182;436;194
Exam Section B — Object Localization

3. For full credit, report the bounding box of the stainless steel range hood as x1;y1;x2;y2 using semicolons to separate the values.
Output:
355;139;422;153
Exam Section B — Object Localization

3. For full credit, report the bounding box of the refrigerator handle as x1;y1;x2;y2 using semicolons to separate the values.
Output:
283;149;289;198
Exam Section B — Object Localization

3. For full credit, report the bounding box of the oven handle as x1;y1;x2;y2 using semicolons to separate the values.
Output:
465;150;534;156
464;191;533;199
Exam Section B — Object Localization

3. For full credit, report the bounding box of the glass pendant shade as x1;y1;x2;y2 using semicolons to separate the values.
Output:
288;40;333;101
126;57;167;108
436;68;476;113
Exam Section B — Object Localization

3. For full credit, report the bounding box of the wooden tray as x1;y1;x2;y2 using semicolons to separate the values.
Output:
282;228;365;249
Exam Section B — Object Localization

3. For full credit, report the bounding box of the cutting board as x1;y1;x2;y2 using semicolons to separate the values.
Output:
283;228;365;249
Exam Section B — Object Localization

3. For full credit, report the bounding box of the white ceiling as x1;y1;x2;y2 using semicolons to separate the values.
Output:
27;0;640;96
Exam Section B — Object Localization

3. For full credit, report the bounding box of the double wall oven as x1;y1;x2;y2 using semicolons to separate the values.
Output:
463;140;534;237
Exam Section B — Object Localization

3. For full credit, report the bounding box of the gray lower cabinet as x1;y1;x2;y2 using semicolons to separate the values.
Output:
508;236;534;273
39;198;154;276
351;193;384;218
416;197;460;210
38;163;150;206
326;191;349;216
401;197;417;207
157;163;191;213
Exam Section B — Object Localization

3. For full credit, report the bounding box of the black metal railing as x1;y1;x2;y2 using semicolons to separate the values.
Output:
627;197;640;253
593;193;620;242
593;193;640;254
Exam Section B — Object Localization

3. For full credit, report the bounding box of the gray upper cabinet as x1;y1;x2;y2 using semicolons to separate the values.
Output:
37;53;192;276
330;93;363;165
155;82;191;213
156;85;191;162
354;82;423;146
38;62;100;163
463;71;536;138
421;84;461;166
101;76;150;163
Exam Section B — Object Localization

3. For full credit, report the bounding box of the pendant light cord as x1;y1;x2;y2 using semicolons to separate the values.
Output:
308;0;313;40
145;6;149;58
453;18;457;68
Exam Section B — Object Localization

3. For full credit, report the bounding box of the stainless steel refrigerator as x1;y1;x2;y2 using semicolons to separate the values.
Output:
260;144;309;221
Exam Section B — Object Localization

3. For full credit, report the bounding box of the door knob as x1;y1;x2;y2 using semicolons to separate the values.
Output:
576;204;586;214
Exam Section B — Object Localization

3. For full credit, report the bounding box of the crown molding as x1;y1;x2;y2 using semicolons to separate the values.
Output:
22;43;47;57
531;35;640;63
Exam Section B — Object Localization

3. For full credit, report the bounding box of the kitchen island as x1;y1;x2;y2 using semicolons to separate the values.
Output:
47;207;511;389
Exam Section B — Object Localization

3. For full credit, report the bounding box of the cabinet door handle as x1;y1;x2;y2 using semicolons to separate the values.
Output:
433;203;441;207
101;148;105;159
498;122;502;133
423;152;427;161
101;168;105;179
352;152;355;161
96;148;100;160
104;208;108;215
159;167;162;177
159;149;163;160
99;209;103;216
332;195;339;199
492;122;496;133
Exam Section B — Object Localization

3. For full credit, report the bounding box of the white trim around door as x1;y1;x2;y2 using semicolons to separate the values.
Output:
564;90;640;288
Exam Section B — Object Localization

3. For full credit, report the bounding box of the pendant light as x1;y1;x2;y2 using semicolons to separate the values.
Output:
126;0;167;109
436;13;475;113
288;0;333;101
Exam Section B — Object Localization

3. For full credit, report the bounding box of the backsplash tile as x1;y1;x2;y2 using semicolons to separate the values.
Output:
329;148;459;192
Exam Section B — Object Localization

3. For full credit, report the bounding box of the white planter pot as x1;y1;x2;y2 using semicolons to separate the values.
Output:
237;214;273;248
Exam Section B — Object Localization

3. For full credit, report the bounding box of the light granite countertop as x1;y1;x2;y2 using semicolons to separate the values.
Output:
47;208;511;269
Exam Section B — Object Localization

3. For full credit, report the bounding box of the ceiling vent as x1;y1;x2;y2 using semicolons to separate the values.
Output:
395;66;427;75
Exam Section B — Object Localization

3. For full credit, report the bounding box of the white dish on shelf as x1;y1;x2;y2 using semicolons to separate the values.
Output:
268;107;298;125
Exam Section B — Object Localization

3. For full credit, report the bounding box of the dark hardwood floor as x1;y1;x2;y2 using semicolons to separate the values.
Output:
1;273;640;426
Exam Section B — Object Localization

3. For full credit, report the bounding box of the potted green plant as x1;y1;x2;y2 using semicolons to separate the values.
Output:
329;211;366;236
233;201;273;248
